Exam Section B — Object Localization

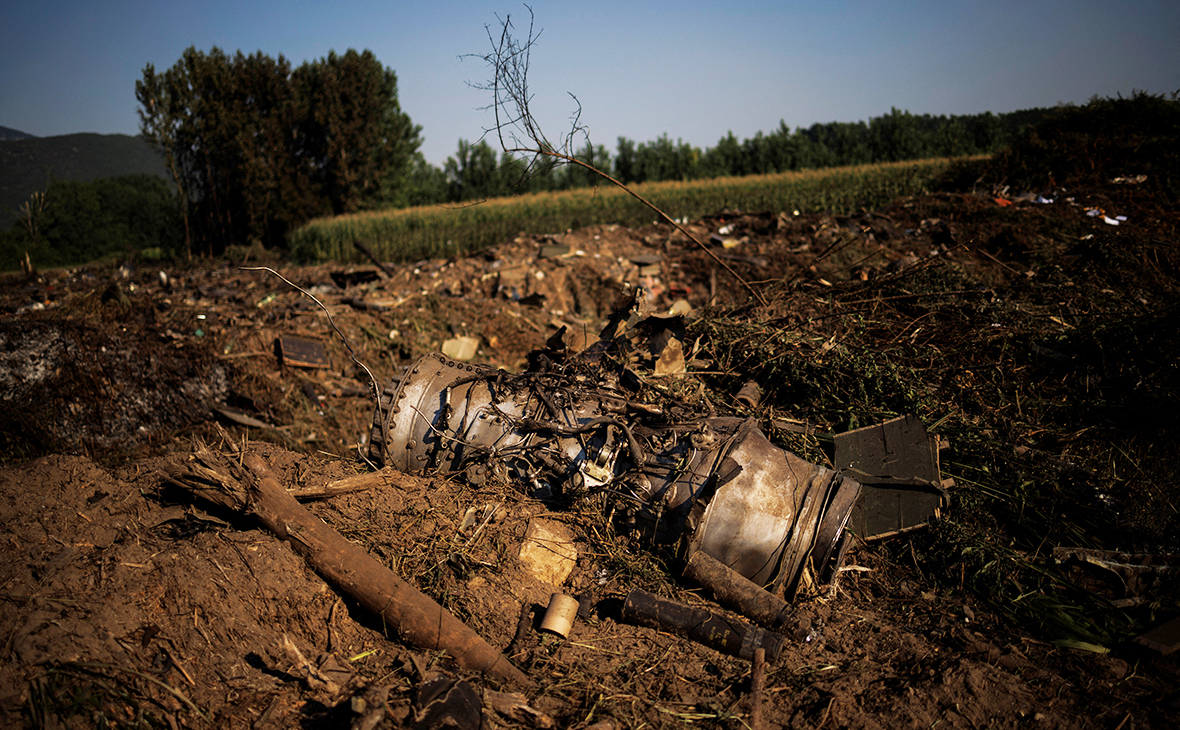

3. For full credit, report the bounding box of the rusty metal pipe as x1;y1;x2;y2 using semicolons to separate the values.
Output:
621;589;785;661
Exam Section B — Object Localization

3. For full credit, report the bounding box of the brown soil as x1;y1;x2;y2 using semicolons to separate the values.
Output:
1;191;1176;729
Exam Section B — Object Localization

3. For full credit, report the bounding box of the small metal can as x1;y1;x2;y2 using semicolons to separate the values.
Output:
539;593;580;637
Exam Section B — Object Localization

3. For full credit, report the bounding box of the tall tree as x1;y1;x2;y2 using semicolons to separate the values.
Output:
634;134;699;182
136;60;194;257
614;137;638;184
868;109;928;162
293;50;421;216
698;131;744;178
137;47;296;253
137;46;420;253
375;152;448;208
559;142;611;189
444;139;501;201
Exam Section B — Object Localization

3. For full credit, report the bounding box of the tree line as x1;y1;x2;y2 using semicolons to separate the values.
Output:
437;107;1046;202
2;43;1062;269
130;45;1053;238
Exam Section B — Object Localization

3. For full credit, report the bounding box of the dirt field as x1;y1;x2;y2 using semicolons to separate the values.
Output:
1;181;1177;728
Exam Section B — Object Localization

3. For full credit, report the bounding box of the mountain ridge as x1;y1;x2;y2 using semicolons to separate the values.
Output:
0;125;37;141
0;131;168;228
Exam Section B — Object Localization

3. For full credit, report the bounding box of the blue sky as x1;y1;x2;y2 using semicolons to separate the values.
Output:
1;1;1177;166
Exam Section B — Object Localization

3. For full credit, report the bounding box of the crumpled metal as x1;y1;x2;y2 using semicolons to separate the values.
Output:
369;352;860;596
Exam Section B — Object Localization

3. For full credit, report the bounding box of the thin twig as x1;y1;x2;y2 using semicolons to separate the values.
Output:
241;266;388;455
468;6;768;307
67;661;210;722
817;696;835;730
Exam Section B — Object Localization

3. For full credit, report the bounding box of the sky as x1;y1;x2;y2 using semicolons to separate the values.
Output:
1;1;1178;167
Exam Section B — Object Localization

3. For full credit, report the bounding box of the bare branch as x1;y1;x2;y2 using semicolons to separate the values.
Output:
468;5;768;307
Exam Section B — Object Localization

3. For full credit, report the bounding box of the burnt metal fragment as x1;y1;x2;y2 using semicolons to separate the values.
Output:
275;334;330;369
682;549;794;633
621;588;785;661
369;350;861;598
835;415;950;541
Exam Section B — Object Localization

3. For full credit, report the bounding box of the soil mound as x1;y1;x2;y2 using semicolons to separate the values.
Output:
3;102;1179;724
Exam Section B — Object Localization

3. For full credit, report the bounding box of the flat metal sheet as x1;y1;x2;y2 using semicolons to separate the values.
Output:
275;335;330;369
835;415;948;541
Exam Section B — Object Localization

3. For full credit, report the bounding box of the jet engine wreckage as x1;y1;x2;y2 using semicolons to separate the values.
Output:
367;307;950;638
167;300;951;677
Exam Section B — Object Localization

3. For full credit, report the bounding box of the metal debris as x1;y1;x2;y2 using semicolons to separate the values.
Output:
1053;547;1179;608
1135;616;1180;656
835;414;950;541
368;348;861;598
622;588;784;661
275;334;330;369
539;593;579;638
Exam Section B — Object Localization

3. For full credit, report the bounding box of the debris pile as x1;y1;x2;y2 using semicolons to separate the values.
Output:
369;345;862;596
2;146;1179;725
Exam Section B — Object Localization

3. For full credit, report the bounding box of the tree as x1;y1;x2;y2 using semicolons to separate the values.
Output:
137;47;297;253
136;60;193;257
741;132;773;175
868;108;928;162
970;112;1005;152
632;134;699;182
444;139;502;201
614;137;638;184
559;141;611;188
136;46;420;254
222;50;308;249
698;131;744;178
293;50;421;216
376;152;448;208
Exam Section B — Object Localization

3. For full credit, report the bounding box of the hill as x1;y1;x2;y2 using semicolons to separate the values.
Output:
0;132;168;228
0;125;36;141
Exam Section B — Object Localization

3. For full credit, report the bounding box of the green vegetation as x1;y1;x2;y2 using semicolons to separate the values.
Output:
289;157;960;264
0;133;166;229
136;46;421;255
0;105;1044;253
433;107;1048;204
0;174;181;270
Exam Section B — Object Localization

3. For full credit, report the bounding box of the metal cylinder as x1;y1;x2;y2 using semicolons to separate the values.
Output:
735;381;762;408
683;550;793;632
621;589;784;661
539;593;580;637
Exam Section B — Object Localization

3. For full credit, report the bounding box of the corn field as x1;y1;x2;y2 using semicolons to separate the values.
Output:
287;157;966;264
